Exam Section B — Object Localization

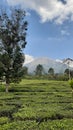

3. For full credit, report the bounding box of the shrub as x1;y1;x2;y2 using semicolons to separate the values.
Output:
69;79;73;97
0;117;9;125
69;79;73;89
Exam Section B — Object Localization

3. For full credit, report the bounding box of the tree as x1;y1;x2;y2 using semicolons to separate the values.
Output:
0;8;27;92
0;59;4;81
69;79;73;97
64;68;69;74
22;66;28;77
70;70;73;78
35;64;44;76
48;68;54;75
64;69;73;79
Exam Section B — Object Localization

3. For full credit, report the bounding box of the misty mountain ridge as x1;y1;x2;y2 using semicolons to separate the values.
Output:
63;58;73;68
24;57;73;74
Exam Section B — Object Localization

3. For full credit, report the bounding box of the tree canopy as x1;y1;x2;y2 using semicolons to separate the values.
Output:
0;7;27;92
35;64;44;76
48;68;54;75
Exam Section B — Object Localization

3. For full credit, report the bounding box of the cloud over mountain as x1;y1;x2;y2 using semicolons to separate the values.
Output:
24;57;69;74
24;54;34;65
7;0;73;24
24;56;73;74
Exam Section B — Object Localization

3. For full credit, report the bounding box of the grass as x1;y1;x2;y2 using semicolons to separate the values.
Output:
0;79;73;130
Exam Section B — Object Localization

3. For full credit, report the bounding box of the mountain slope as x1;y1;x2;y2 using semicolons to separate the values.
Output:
63;58;73;68
25;57;70;74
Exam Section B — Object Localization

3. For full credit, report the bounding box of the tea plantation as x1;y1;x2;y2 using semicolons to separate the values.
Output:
0;79;73;130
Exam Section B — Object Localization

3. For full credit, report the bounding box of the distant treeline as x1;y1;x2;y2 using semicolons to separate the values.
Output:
21;65;73;81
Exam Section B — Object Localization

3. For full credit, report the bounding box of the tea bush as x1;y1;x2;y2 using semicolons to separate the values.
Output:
0;79;73;129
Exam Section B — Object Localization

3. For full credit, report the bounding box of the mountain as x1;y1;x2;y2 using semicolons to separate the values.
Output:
63;58;73;68
24;57;72;74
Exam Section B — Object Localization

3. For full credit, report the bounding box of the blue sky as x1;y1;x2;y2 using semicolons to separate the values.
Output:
1;0;73;61
25;10;73;60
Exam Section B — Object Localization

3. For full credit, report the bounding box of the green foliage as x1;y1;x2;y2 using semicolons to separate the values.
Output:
0;117;9;125
35;64;44;76
1;121;38;130
64;69;70;75
39;119;73;130
0;7;27;91
22;66;28;77
0;61;4;79
48;67;54;75
22;73;69;81
64;69;73;79
69;79;73;89
0;80;73;129
54;74;69;81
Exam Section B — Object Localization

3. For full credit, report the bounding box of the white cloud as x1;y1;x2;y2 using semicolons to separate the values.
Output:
26;12;31;16
24;54;34;65
7;0;73;24
61;30;70;36
56;59;63;63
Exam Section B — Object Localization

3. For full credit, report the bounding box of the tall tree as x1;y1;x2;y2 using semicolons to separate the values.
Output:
22;66;28;77
35;64;44;76
0;8;27;92
48;68;54;75
64;68;73;79
64;68;71;79
0;58;4;81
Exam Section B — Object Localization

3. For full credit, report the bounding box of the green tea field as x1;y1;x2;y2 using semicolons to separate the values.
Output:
0;79;73;130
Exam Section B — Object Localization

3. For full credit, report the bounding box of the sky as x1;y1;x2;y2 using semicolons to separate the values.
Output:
1;0;73;62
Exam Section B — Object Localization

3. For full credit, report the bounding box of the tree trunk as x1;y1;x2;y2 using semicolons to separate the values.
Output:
72;89;73;98
6;83;9;93
5;78;9;93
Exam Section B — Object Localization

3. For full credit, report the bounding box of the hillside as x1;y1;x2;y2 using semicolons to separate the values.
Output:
63;58;73;68
0;80;73;129
24;57;72;74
